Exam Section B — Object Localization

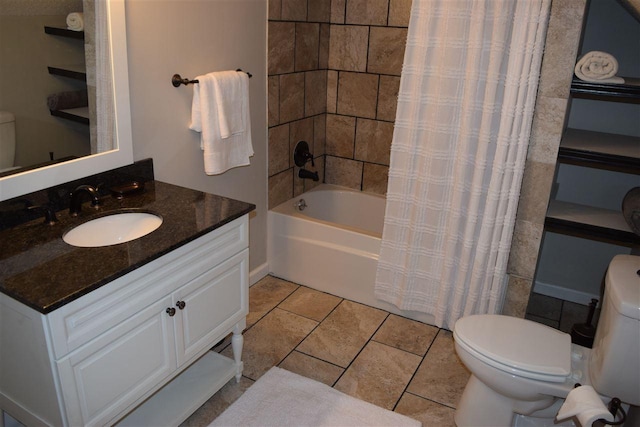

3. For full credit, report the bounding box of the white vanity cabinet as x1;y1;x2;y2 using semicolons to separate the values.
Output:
0;215;249;427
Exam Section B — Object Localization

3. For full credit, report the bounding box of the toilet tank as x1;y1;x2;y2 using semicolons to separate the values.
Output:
588;254;640;405
0;111;16;170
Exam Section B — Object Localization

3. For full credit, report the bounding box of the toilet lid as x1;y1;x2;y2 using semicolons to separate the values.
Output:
454;315;571;381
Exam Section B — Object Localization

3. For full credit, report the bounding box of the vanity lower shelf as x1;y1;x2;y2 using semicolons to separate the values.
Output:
545;200;639;246
116;351;237;427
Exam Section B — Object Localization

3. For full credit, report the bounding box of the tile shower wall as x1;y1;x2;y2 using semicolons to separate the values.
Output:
503;0;588;317
268;0;412;208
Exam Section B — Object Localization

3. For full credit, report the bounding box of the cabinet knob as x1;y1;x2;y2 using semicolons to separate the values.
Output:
176;301;186;310
166;307;176;317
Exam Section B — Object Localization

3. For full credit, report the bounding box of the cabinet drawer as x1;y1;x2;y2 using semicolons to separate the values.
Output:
175;249;249;365
47;216;248;359
56;295;177;427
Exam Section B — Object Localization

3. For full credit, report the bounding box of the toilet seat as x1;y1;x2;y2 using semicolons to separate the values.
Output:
454;315;571;383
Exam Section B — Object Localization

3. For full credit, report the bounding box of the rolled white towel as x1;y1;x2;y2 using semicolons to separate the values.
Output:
574;51;624;84
66;12;84;31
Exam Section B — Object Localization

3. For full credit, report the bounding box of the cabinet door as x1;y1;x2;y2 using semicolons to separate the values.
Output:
174;249;249;366
56;296;177;427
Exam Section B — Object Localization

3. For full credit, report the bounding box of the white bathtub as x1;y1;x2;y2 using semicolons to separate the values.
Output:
268;184;434;324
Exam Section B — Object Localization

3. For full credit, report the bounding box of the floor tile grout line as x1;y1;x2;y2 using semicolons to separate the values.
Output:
243;282;301;333
272;290;348;382
391;328;443;412
275;291;345;324
327;311;391;388
212;282;303;354
403;390;458;411
287;348;348;372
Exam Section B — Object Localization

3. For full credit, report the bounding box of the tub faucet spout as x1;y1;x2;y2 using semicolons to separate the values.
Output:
69;185;100;216
298;169;319;182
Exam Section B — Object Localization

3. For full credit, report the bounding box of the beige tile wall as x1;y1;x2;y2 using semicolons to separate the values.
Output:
268;0;410;208
503;0;588;317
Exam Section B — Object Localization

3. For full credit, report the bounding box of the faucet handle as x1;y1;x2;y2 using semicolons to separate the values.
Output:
28;204;58;225
294;140;314;167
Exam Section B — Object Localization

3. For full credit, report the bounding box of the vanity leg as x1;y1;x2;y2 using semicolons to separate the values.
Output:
231;323;244;383
0;409;5;427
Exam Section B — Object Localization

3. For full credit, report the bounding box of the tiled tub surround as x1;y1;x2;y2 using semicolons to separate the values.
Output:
268;0;411;207
182;275;470;427
268;0;593;320
0;178;255;313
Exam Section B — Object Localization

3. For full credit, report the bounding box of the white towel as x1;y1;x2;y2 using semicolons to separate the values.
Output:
574;51;625;84
212;71;246;138
66;12;84;31
189;71;254;175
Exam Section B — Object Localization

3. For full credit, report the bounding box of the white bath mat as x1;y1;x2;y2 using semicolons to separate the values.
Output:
208;367;421;427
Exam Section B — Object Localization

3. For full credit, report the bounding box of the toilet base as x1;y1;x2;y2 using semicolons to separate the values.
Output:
455;375;558;427
455;375;515;426
513;413;577;427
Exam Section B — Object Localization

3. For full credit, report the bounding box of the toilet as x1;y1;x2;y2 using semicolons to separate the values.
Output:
453;254;640;427
0;111;18;173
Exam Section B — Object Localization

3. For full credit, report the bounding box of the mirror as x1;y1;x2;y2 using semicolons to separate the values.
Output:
0;0;132;201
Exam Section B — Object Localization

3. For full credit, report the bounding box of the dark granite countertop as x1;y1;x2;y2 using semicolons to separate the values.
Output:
0;180;255;314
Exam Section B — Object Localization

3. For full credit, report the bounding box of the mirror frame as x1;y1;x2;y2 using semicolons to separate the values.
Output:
0;0;133;201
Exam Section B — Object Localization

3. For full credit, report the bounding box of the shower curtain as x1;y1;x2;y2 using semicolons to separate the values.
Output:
95;0;114;153
374;0;550;330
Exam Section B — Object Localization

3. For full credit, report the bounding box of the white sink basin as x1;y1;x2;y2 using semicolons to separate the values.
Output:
63;212;163;247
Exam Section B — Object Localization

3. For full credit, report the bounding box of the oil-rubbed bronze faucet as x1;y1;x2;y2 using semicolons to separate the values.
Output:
27;204;58;225
69;185;100;216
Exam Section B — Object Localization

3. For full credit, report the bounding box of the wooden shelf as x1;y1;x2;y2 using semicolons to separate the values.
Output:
50;107;89;125
558;128;640;174
570;77;640;103
116;351;237;427
545;200;639;246
44;26;84;40
48;65;86;82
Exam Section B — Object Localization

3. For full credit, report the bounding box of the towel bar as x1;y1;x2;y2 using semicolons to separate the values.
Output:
172;70;252;87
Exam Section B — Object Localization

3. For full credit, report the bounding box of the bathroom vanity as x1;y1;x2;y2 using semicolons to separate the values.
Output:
0;180;255;426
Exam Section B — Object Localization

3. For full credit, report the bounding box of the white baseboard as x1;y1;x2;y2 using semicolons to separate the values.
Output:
533;280;599;305
249;262;269;286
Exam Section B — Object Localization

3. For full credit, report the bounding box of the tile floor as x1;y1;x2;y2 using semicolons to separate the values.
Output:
181;275;471;426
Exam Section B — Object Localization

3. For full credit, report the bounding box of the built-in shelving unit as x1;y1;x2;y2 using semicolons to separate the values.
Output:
44;26;84;40
47;65;87;82
570;77;640;103
558;128;640;174
44;26;88;126
545;80;640;247
545;200;639;247
49;106;89;125
531;0;639;308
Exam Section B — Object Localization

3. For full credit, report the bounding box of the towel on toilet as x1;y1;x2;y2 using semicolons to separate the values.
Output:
189;71;253;175
574;51;625;84
66;12;84;31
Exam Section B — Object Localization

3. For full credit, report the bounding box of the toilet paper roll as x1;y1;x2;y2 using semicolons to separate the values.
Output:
556;385;614;426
